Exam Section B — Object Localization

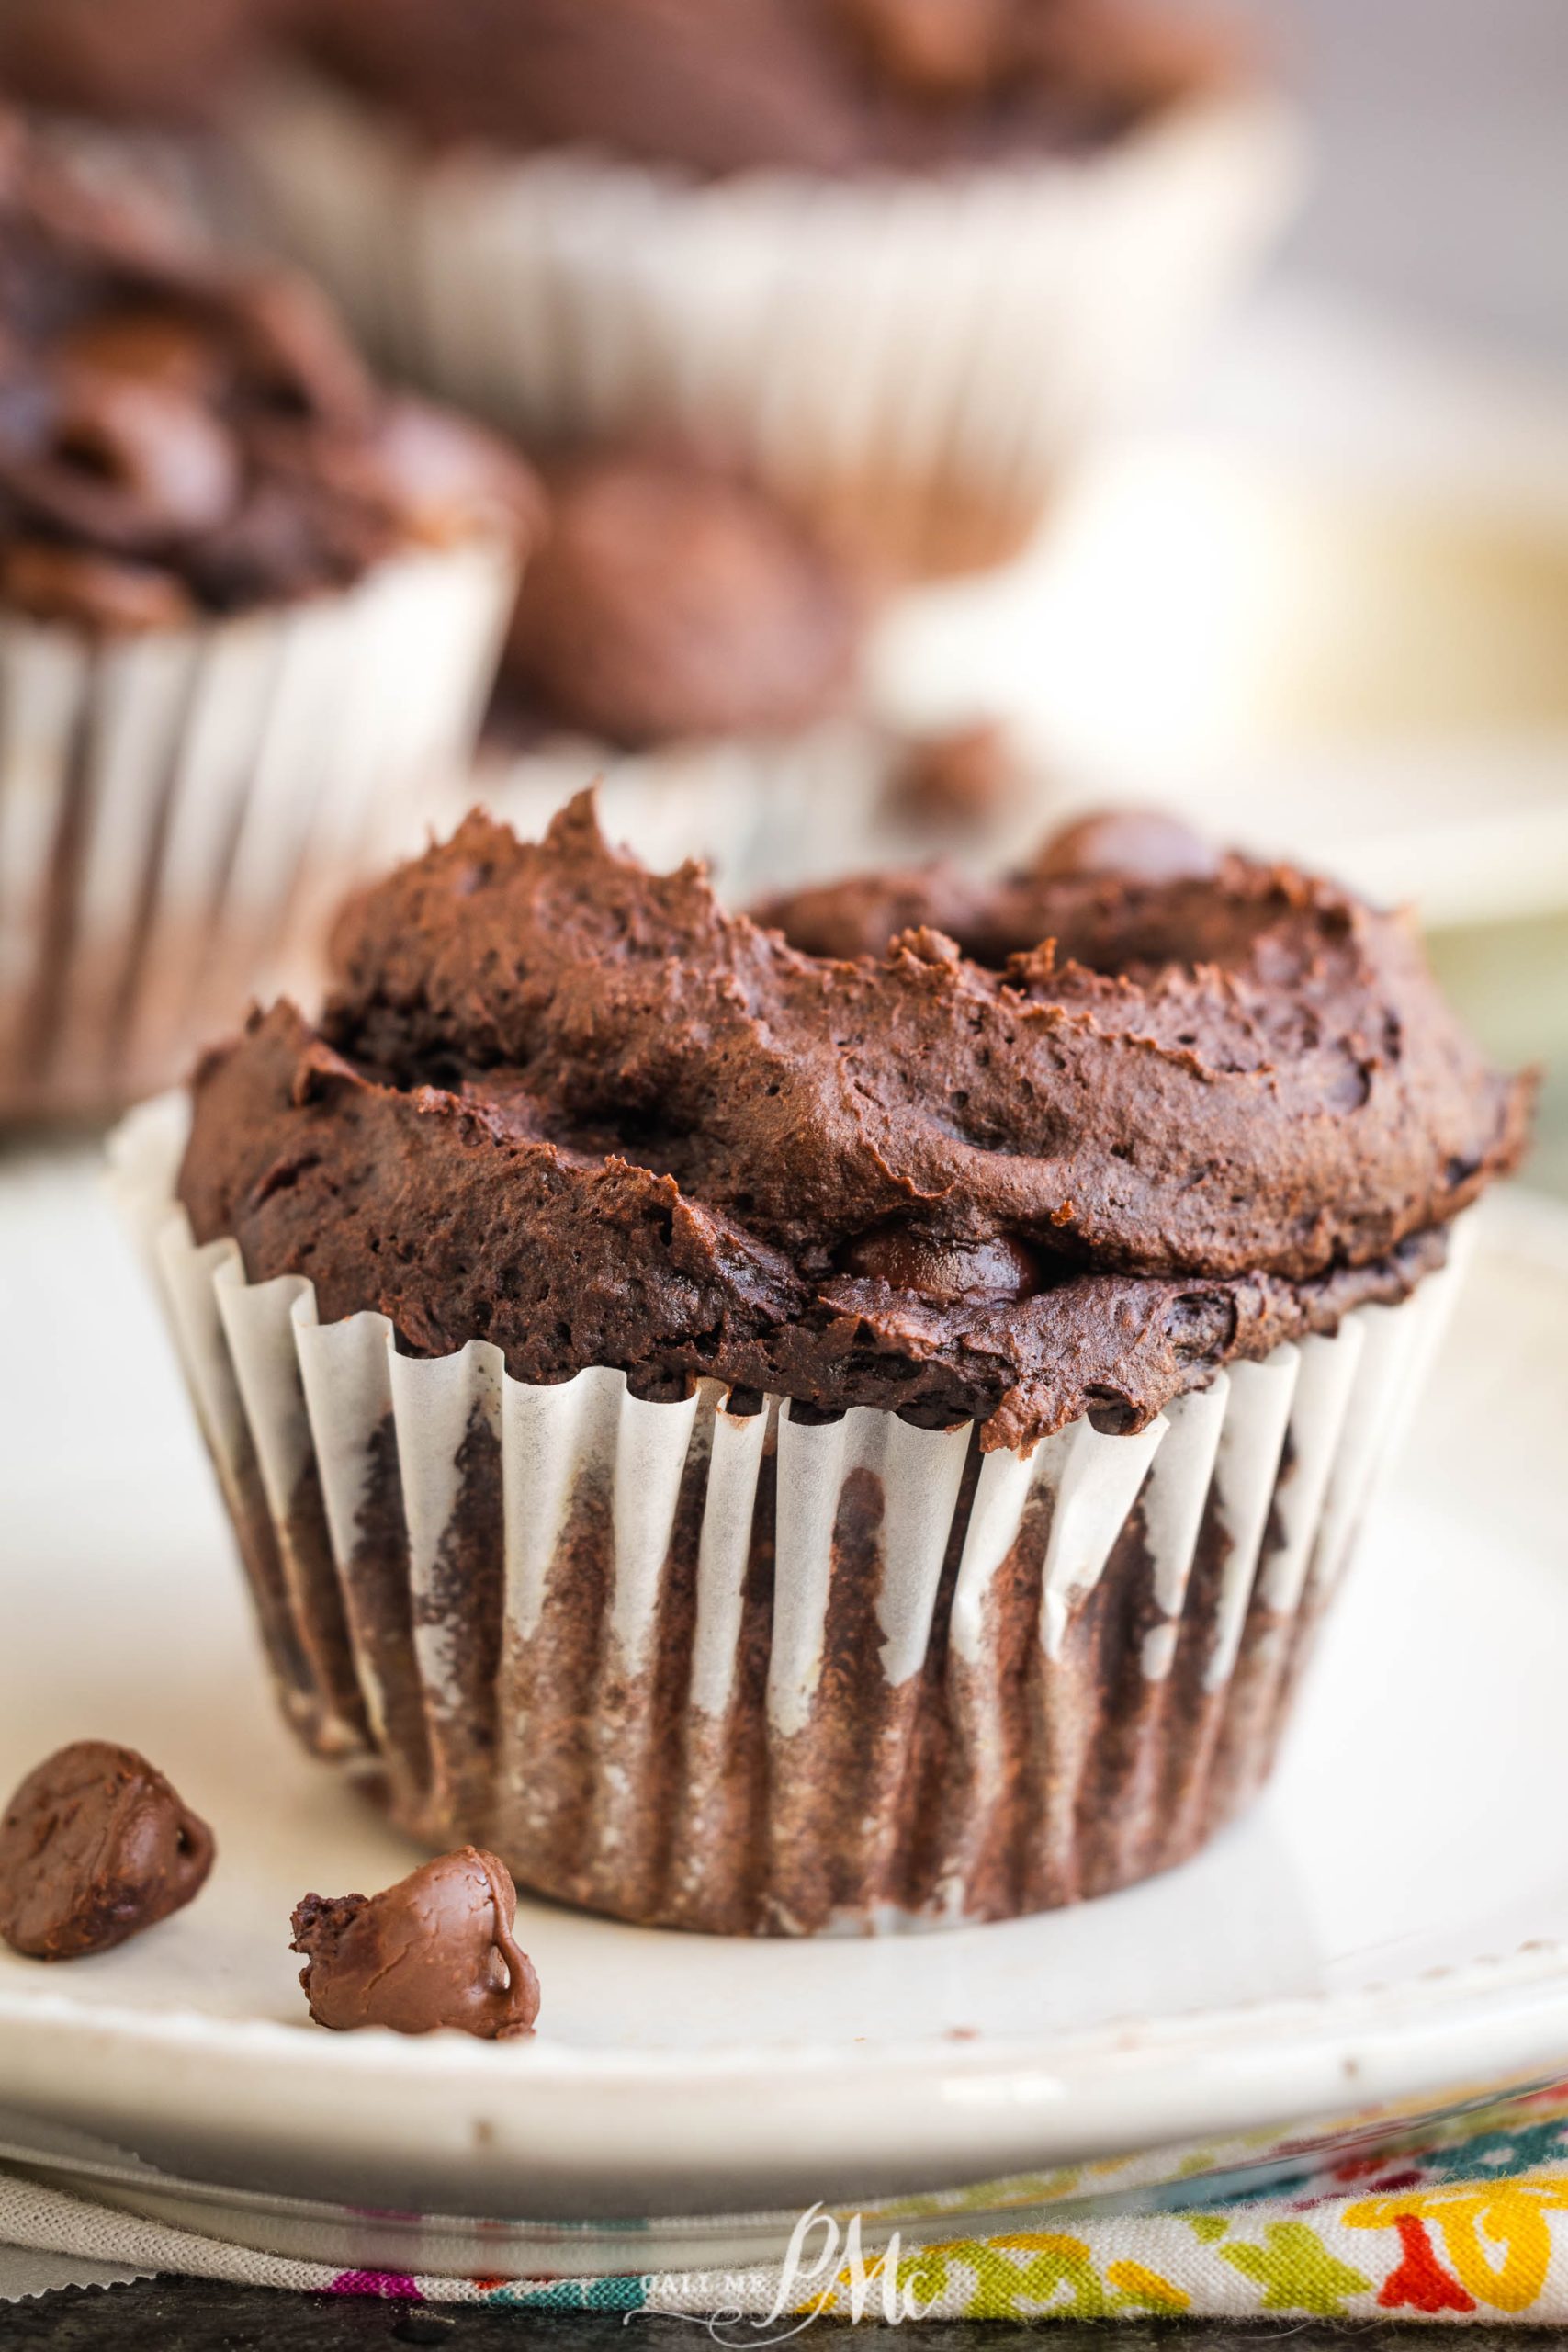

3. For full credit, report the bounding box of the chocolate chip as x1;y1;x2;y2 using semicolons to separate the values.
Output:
291;1848;540;2040
0;1741;214;1960
839;1225;1043;1303
1035;808;1220;885
833;0;1011;102
884;720;1018;832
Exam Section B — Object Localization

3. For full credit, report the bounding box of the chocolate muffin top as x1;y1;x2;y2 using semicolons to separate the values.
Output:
178;795;1530;1452
498;451;862;749
298;0;1237;177
0;113;540;628
0;0;294;129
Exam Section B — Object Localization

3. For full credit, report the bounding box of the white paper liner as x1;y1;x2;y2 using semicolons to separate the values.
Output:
241;75;1301;577
456;719;900;898
110;1092;1459;1937
0;537;517;1122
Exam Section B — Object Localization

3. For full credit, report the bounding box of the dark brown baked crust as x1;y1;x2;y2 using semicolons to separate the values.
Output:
177;795;1530;1451
299;0;1241;176
0;111;540;628
498;450;862;749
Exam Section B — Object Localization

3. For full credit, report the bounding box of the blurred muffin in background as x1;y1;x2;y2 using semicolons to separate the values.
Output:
0;0;278;128
0;110;539;1124
240;0;1301;580
878;718;1033;849
504;448;861;746
0;0;299;230
474;446;874;889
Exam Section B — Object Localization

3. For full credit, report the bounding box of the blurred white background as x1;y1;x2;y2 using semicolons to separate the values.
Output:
1253;0;1568;371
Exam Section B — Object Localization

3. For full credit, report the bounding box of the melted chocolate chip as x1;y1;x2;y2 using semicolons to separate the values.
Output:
839;1225;1043;1303
1034;807;1220;885
0;1741;214;1960
291;1848;540;2038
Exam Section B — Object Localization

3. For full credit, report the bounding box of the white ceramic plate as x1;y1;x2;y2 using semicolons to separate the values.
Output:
3;1145;1568;2270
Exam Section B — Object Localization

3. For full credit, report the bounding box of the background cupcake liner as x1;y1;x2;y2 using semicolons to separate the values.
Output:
0;538;517;1124
462;717;1079;900
241;76;1302;578
457;720;893;899
113;1095;1460;1937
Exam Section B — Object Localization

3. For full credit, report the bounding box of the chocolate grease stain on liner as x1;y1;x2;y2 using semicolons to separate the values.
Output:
128;797;1528;1933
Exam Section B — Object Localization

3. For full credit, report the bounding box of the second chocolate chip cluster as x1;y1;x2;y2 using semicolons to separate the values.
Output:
0;1740;539;2040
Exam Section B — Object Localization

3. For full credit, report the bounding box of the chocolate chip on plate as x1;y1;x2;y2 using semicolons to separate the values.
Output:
291;1847;540;2040
0;1740;214;1960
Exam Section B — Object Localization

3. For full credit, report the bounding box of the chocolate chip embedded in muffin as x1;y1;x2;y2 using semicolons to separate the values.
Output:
838;1223;1043;1304
1034;806;1219;884
501;450;863;748
0;1741;214;1960
291;1848;540;2038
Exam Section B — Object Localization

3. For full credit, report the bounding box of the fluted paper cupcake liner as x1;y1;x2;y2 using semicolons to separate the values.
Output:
112;1094;1459;1936
242;76;1300;578
0;538;517;1124
458;720;897;899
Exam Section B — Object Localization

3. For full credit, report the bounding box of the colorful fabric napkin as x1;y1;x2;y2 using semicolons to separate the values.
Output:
7;2081;1568;2320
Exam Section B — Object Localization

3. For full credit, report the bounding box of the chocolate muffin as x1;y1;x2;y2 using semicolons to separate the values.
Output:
474;446;867;888
242;0;1298;577
499;450;861;751
0;111;539;1122
124;795;1529;1933
0;0;308;245
0;0;287;132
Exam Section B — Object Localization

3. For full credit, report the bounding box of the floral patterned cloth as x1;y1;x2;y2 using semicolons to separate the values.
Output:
8;2082;1568;2320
